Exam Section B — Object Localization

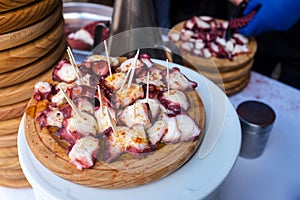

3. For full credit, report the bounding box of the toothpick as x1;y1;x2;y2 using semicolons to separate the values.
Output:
104;40;112;76
120;64;132;90
58;85;82;118
105;107;117;135
166;59;170;95
127;49;140;89
146;71;150;103
97;85;103;110
67;47;83;85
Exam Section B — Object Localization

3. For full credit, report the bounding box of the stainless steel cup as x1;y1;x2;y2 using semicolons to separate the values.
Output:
237;100;276;158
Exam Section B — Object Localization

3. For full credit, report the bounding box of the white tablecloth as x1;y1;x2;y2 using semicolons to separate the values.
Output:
220;72;300;200
1;71;299;200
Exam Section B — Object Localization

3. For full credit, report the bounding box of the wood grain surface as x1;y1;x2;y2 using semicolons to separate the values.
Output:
224;74;250;96
0;117;22;136
0;156;20;169
0;133;18;148
0;177;30;188
24;61;206;189
0;17;64;75
0;0;35;13
0;57;62;107
0;3;61;51
0;100;28;121
0;168;26;180
219;72;250;90
199;59;253;83
0;0;60;34
0;146;18;158
169;21;257;71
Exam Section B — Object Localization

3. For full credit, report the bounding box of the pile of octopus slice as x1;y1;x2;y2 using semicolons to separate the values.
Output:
168;16;250;60
33;54;201;170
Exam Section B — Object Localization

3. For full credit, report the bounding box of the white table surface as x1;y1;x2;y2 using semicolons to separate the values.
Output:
1;71;299;200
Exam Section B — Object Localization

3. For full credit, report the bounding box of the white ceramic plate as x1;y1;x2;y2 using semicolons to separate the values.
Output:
18;61;241;200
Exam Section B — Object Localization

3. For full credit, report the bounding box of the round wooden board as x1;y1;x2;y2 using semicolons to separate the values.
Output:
169;21;257;71
0;42;67;107
0;12;64;74
0;0;60;34
0;146;18;158
198;58;253;83
224;74;250;96
0;177;30;188
24;79;206;189
219;72;250;91
0;23;65;87
0;117;21;136
0;100;29;121
0;0;35;13
0;168;26;180
0;156;20;169
0;3;61;51
0;133;18;148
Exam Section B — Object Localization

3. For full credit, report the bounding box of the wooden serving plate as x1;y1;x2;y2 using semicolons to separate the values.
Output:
219;72;251;91
0;100;28;121
0;3;61;51
0;156;20;170
0;177;30;188
0;0;60;34
224;75;250;96
25;90;205;189
0;133;18;148
0;44;66;107
0;117;22;136
0;146;18;158
0;168;26;180
199;59;253;83
0;17;64;75
169;21;257;71
0;0;35;13
24;59;206;188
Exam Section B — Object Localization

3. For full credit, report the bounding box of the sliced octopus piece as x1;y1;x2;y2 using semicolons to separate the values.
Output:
159;89;189;114
116;57;146;73
52;59;77;83
125;124;152;156
72;85;96;99
146;120;167;146
113;84;144;108
137;98;161;120
85;55;120;68
72;111;98;136
103;126;130;163
161;114;181;144
103;72;126;91
119;101;151;128
36;107;64;129
68;136;100;170
33;81;55;101
175;114;201;142
51;82;75;105
94;106;117;134
73;96;95;115
165;67;197;91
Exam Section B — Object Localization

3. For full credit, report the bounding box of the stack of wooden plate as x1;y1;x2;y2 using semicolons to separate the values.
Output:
0;0;66;187
180;43;256;96
169;20;257;96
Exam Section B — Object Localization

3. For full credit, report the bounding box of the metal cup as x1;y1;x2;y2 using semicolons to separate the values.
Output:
237;100;276;158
